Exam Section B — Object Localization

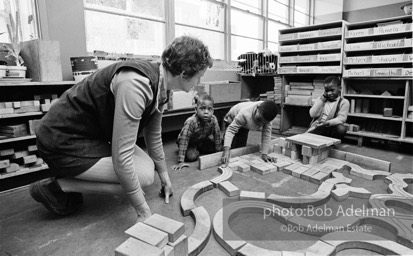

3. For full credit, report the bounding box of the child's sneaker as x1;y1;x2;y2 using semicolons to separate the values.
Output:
29;178;83;216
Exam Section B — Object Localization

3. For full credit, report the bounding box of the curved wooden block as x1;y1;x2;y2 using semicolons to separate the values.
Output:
237;242;282;256
210;166;233;187
346;162;390;180
320;231;413;255
331;184;372;201
180;180;214;216
324;172;352;185
188;206;211;256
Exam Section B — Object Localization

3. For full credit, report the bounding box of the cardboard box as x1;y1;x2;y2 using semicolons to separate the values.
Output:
168;90;194;110
20;39;63;82
200;81;241;103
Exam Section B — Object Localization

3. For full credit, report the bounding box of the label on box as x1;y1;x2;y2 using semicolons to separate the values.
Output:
347;28;373;38
402;68;413;77
344;56;371;64
372;54;403;63
279;33;297;41
279;67;297;73
279;45;298;52
318;40;341;49
318;53;341;62
345;41;374;50
299;31;317;39
298;43;317;51
297;66;316;73
374;24;405;35
403;54;413;62
320;66;341;73
318;27;342;36
344;69;371;77
374;39;403;49
297;55;316;62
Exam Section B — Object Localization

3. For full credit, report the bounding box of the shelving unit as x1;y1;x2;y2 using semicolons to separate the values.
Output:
0;81;75;181
342;15;412;146
277;20;346;135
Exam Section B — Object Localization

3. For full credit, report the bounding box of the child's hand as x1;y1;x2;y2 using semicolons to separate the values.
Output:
262;154;276;163
135;201;152;223
316;121;328;127
221;148;231;167
172;163;189;171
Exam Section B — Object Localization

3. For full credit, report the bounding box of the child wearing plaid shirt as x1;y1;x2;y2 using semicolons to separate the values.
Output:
172;94;222;170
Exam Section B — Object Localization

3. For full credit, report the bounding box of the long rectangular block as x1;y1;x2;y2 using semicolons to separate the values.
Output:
218;181;240;197
345;152;391;172
125;222;168;248
199;145;260;170
274;161;292;172
237;162;250;172
309;171;331;185
240;191;266;201
291;166;309;178
143;214;185;243
115;238;164;256
301;145;312;157
283;162;302;175
301;166;323;181
250;164;272;175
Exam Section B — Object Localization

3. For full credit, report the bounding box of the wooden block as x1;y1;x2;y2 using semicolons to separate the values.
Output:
163;245;173;256
383;108;393;117
240;191;266;201
283;162;302;175
0;102;13;108
12;102;20;108
20;100;40;107
237;243;282;256
0;108;14;115
236;162;250;172
301;145;312;156
345;151;391;172
303;155;310;165
0;148;14;157
181;180;214;216
0;159;10;169
227;162;240;172
250;163;272;175
12;150;29;159
329;149;346;160
301;166;323;181
210;167;233;187
167;234;188;256
309;171;331;185
20;155;37;165
308;155;318;165
28;119;41;135
199;145;259;170
291;166;309;178
350;99;355;113
13;105;41;114
143;214;185;243
27;145;38;152
41;104;51;112
188;206;211;256
290;150;300;160
284;148;292;157
125;222;168;248
318;181;335;192
115;237;164;256
274;161;292;172
20;39;63;82
4;163;19;173
273;145;282;154
277;137;286;147
218;181;240;197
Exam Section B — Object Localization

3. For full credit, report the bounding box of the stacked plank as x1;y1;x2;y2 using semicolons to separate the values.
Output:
312;79;325;104
34;93;59;112
273;76;282;104
0;145;45;176
0;124;29;138
285;82;313;106
0;94;57;116
271;114;281;134
116;214;186;256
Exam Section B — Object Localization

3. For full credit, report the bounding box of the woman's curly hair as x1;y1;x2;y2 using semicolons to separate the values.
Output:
161;36;213;79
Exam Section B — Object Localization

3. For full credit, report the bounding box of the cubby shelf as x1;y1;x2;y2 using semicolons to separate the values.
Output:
342;15;413;146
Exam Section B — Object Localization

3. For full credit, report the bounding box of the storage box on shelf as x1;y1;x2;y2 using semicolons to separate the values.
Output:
278;20;346;135
342;15;413;146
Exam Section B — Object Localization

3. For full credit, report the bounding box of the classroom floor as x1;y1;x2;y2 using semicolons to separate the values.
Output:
0;131;412;256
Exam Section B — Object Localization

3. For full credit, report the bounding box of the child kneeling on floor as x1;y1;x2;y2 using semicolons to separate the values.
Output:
221;100;279;166
172;94;222;170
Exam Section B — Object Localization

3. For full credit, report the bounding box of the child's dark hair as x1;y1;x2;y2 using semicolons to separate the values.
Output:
195;94;214;105
324;76;341;88
161;36;213;78
258;101;279;121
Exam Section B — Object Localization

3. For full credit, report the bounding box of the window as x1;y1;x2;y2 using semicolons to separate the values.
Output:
0;0;39;43
82;0;312;61
175;0;225;59
84;0;166;56
294;0;311;27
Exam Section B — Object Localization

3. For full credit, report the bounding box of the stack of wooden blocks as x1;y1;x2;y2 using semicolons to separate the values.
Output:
312;79;324;104
34;93;59;112
0;124;29;138
273;76;282;104
0;144;44;175
115;214;186;256
0;94;57;117
285;82;313;106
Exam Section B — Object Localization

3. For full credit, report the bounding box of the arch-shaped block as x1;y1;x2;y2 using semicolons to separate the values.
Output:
180;180;214;216
188;206;211;256
210;166;233;187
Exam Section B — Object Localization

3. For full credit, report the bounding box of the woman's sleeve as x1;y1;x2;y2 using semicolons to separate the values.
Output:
111;69;153;209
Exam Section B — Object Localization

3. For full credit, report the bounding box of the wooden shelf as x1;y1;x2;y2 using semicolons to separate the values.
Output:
346;131;401;142
239;73;277;77
346;31;412;41
342;94;405;99
0;111;44;119
343;76;413;80
0;135;36;144
279;47;341;54
405;119;413;123
0;164;48;179
348;113;403;121
279;34;341;44
344;45;413;53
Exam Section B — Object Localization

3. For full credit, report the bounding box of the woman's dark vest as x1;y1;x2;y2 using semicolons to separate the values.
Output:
36;60;160;158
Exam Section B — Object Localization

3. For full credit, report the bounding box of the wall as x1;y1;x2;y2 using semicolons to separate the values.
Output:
38;0;87;81
313;0;343;24
343;1;411;22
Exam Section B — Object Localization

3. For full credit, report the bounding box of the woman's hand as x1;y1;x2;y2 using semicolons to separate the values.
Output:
158;172;173;204
135;201;152;223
